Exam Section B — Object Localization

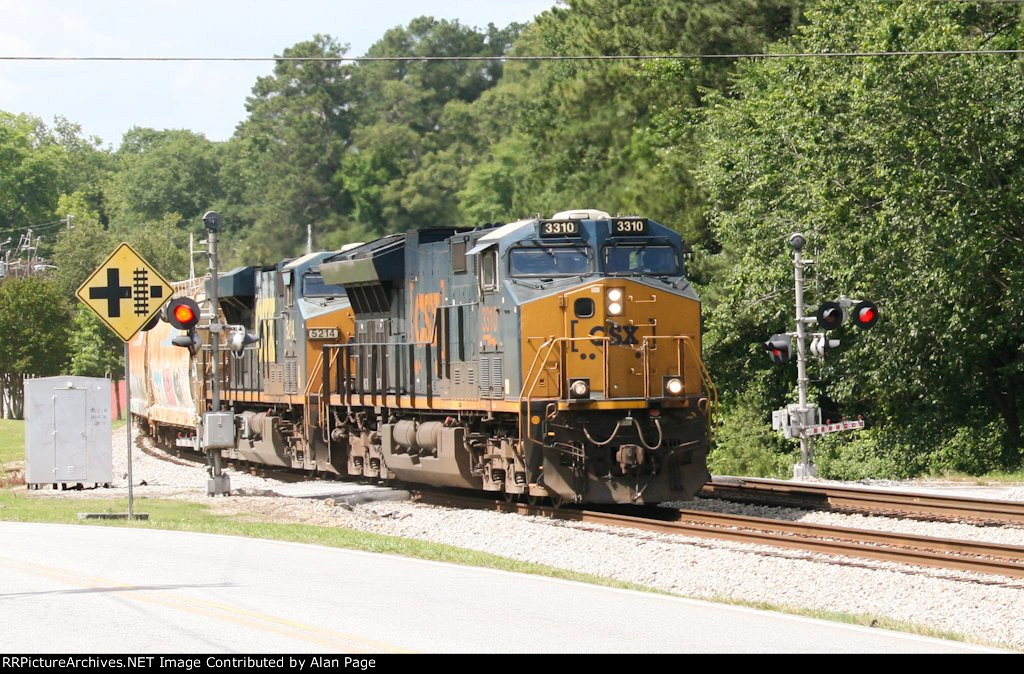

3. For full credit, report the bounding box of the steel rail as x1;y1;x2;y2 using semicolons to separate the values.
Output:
701;477;1024;526
411;491;1024;580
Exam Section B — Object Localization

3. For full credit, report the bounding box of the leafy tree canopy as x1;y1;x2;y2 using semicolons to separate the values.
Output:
457;0;805;236
698;0;1024;472
106;127;223;231
0;277;71;418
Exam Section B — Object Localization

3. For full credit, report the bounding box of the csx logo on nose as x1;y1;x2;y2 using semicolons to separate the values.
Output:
589;324;640;347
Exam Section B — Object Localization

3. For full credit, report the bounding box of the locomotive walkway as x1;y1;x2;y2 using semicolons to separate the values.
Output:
0;522;1002;653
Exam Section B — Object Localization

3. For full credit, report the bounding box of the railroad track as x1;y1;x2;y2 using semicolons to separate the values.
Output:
701;477;1024;526
140;430;1024;579
412;491;1024;580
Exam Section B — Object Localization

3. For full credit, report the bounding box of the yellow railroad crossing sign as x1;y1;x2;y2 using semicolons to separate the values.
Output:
76;243;174;342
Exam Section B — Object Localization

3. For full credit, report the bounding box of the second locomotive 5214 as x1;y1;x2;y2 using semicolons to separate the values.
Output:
130;209;716;505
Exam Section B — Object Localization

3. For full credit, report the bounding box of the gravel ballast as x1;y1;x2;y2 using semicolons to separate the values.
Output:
18;425;1024;650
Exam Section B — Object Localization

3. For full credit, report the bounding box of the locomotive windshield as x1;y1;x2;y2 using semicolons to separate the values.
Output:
303;273;347;298
509;246;592;276
603;244;680;276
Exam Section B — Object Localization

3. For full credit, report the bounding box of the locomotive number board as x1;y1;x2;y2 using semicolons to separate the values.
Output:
538;220;581;237
611;218;649;235
308;328;340;340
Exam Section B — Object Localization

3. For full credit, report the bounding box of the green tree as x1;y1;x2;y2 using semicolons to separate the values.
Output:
0;277;71;418
106;127;223;231
53;193;188;301
68;308;123;380
124;213;191;281
51;117;115;223
340;17;522;232
459;0;805;235
0;112;114;254
698;0;1024;473
0;112;63;238
51;192;117;297
223;34;353;264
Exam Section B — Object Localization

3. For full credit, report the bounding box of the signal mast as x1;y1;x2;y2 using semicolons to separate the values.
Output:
763;233;879;478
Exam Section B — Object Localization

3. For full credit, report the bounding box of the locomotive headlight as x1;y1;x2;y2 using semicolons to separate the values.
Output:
568;378;591;399
663;376;684;396
606;288;625;315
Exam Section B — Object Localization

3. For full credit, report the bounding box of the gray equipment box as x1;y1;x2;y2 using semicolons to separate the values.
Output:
24;376;112;488
203;411;236;450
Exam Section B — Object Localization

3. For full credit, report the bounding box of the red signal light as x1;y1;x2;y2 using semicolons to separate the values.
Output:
173;304;196;324
164;297;201;330
853;300;879;330
764;334;792;365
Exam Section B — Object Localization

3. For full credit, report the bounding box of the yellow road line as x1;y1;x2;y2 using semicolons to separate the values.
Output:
0;556;414;653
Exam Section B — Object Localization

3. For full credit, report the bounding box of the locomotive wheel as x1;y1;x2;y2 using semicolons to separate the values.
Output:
503;492;519;505
549;495;566;509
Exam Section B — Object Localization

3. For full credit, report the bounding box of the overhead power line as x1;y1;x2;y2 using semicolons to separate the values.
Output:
1;219;66;234
1;49;1024;63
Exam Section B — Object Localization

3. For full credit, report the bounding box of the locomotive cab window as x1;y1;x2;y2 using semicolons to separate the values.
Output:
302;273;347;298
480;250;498;292
603;244;680;276
509;245;592;277
452;239;468;274
282;271;294;307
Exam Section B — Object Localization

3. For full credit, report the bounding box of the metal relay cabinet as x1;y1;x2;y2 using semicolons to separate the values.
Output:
24;376;112;489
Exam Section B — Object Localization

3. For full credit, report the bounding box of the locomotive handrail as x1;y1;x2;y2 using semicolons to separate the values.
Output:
322;339;435;409
639;334;686;399
520;335;611;402
682;335;719;438
519;336;558;399
304;348;341;443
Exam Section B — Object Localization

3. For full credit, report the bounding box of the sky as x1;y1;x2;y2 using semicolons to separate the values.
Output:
0;0;557;147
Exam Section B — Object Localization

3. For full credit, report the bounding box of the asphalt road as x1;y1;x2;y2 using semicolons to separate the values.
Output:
0;522;1002;653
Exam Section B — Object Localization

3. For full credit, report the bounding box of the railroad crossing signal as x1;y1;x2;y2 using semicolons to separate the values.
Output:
76;243;174;342
760;233;880;479
809;333;840;358
852;300;879;329
815;301;844;330
161;297;203;353
163;297;200;330
764;334;792;364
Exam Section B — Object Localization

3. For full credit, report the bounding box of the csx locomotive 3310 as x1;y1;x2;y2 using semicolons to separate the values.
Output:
129;209;716;505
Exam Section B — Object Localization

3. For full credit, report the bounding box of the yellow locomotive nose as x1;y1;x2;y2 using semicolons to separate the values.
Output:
519;279;703;401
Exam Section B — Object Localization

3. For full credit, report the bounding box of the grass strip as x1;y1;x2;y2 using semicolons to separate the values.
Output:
1;488;1015;651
